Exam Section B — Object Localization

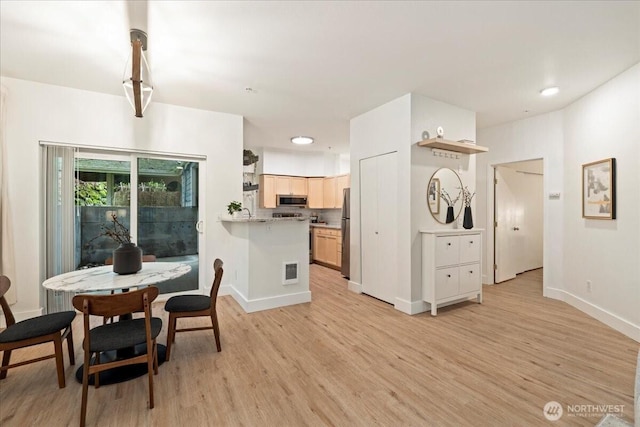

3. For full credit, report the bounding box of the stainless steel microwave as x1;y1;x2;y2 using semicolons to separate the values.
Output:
277;195;308;207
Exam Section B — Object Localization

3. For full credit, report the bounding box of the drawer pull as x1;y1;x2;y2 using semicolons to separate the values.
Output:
469;270;473;274
447;274;451;278
447;243;451;246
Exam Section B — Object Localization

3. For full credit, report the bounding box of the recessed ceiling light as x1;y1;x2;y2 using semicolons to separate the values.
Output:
291;136;314;145
540;86;559;97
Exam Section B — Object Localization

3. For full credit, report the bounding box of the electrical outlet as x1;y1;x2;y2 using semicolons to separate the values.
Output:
586;280;592;292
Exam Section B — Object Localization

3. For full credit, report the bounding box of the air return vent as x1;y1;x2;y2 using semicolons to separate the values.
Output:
282;261;299;285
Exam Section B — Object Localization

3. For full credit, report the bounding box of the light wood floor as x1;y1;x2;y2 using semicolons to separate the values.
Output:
1;267;637;426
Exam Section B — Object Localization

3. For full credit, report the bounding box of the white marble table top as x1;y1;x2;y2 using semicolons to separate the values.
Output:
42;262;192;293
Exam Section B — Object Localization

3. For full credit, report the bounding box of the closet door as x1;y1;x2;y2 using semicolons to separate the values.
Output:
360;152;397;305
360;156;379;300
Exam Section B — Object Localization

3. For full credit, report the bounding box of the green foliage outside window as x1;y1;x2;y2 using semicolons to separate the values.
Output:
75;182;107;206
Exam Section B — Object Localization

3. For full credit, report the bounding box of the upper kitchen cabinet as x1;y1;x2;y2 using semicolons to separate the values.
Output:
308;178;324;209
323;177;336;208
275;175;307;196
260;175;308;208
259;175;277;208
335;174;350;209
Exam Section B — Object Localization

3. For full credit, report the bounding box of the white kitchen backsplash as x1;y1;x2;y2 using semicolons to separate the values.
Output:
253;206;342;225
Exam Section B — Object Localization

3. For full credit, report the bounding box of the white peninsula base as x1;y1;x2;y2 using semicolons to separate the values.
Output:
222;217;311;313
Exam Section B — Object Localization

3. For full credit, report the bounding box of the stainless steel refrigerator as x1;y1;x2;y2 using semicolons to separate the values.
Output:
341;188;350;278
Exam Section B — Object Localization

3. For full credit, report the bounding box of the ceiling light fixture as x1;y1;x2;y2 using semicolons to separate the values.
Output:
123;29;153;118
291;136;314;145
540;86;559;97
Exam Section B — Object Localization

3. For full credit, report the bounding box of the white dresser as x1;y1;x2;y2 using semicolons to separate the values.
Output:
421;229;483;316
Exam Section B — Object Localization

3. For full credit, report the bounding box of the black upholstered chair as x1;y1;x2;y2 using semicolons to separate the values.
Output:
164;258;224;360
0;275;75;388
72;286;161;427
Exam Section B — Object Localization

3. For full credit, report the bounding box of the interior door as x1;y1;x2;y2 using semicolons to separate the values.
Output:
494;167;519;283
360;156;379;299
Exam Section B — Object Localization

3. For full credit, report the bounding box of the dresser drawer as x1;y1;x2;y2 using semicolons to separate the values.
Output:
458;263;481;294
435;236;459;267
435;267;459;300
459;234;481;264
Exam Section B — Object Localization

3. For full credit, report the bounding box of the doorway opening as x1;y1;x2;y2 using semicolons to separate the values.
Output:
493;159;544;286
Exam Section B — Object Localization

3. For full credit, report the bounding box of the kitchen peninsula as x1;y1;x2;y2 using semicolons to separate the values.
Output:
221;216;310;313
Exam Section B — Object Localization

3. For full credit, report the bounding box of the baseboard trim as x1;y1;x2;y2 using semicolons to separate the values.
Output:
545;287;640;342
394;297;428;315
229;286;312;313
347;280;362;294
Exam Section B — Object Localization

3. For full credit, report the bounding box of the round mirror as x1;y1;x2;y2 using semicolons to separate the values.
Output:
427;168;463;224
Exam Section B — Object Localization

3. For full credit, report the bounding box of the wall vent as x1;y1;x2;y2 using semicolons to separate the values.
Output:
282;261;299;285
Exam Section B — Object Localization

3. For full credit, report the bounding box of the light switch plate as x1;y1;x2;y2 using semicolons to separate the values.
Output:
548;192;561;200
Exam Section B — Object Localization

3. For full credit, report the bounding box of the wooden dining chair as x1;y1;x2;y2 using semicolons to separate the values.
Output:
72;286;162;427
0;275;75;388
164;259;224;360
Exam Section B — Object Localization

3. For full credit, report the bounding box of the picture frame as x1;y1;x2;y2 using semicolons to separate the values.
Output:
582;158;616;220
428;178;440;215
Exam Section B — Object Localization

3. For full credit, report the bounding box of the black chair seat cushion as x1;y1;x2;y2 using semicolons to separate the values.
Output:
0;311;75;343
165;295;211;312
87;317;162;352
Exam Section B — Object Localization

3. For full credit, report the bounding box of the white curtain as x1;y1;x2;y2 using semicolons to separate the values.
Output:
0;85;17;305
43;144;77;312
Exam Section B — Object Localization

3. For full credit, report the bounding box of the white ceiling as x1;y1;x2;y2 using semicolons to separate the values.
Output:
1;1;638;154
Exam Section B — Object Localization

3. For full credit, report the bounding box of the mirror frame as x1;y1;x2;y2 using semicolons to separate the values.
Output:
427;168;463;224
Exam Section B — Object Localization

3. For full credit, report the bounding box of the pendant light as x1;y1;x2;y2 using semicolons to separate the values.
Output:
122;29;153;117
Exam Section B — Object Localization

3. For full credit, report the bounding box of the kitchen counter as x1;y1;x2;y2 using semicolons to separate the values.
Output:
220;216;308;223
310;223;341;230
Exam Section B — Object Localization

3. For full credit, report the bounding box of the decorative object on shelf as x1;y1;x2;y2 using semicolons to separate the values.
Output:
122;29;153;118
461;186;476;229
421;130;430;140
582;158;616;220
243;150;259;166
227;201;242;217
439;189;460;224
436;126;444;138
88;213;142;274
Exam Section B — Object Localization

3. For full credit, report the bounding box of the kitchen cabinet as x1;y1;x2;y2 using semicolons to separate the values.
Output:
260;175;308;208
259;175;277;208
313;227;341;270
421;230;482;316
323;177;336;208
335;174;350;209
308;178;324;209
360;153;397;304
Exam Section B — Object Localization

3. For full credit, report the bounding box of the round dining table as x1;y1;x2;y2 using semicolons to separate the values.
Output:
43;262;192;385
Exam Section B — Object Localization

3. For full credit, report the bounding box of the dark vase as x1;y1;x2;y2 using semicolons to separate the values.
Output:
463;206;473;229
446;206;455;224
112;243;142;275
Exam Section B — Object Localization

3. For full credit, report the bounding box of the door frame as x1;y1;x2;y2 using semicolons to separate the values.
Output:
488;158;544;286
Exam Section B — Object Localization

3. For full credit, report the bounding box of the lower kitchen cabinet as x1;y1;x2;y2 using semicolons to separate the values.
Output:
421;230;483;316
313;227;341;270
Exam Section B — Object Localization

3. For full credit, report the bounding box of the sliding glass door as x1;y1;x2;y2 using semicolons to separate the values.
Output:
74;151;202;294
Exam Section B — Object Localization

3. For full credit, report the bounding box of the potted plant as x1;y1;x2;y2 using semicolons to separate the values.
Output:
227;201;242;218
89;213;142;274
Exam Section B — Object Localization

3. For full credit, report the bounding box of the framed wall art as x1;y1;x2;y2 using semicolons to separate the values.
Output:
582;158;616;219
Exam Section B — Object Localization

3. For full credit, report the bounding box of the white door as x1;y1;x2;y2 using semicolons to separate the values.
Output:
494;167;519;283
360;152;397;304
360;156;379;299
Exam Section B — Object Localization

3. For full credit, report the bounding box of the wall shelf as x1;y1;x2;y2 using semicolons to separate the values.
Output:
417;138;489;155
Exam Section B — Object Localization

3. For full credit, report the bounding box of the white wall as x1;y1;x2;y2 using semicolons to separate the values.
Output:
349;93;476;314
561;64;640;339
477;63;639;341
477;111;564;290
1;77;243;320
258;147;346;177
